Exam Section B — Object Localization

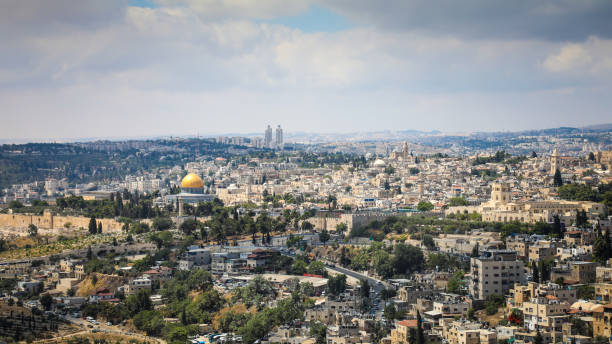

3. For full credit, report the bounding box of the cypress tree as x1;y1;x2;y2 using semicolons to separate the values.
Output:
538;259;549;282
409;328;417;344
471;243;480;257
416;310;425;344
605;229;612;261
532;263;540;283
88;216;97;235
181;305;187;325
97;222;102;234
553;169;563;187
552;215;562;238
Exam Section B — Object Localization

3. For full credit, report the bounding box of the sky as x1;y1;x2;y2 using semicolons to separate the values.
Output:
1;0;612;140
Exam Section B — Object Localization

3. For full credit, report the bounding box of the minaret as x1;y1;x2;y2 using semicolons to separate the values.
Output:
551;148;560;175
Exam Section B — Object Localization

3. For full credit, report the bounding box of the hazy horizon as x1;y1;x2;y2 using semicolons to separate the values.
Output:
2;122;611;145
2;1;612;140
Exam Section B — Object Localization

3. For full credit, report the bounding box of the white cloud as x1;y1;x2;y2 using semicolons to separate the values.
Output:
0;1;611;139
153;0;312;20
543;37;612;75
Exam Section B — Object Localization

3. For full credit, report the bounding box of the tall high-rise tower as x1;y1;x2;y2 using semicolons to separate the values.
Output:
264;125;273;148
275;125;283;149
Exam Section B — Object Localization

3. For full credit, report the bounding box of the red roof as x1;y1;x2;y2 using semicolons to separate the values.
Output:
397;320;418;328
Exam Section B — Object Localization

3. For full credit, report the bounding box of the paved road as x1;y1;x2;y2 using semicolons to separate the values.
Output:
326;264;387;294
62;316;166;344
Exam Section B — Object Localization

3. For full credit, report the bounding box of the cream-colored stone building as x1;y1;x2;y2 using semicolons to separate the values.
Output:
522;297;570;332
469;250;525;300
446;182;607;225
441;320;497;344
390;319;417;344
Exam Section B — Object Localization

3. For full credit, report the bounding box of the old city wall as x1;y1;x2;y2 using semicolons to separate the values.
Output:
309;212;398;231
0;213;123;233
309;214;352;231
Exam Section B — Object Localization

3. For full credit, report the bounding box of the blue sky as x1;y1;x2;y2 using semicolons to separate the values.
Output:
1;0;612;140
268;5;350;32
128;0;156;8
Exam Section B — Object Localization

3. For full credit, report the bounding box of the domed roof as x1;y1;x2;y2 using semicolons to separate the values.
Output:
373;159;386;167
181;173;204;189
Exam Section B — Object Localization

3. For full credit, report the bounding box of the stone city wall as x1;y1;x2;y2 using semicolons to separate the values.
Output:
0;213;123;234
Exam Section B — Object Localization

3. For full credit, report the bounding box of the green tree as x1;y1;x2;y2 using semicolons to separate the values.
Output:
310;322;327;344
532;263;540;283
471;243;479;257
336;223;348;237
152;217;173;231
179;218;200;236
416;310;425;344
392;243;424;276
291;259;307;275
467;308;475;320
538;259;550;282
318;229;330;245
97;221;102;234
9;200;24;209
447;271;465;294
384;304;397;321
27;224;38;237
485;294;505;315
88;216;97;235
417;201;434;212
422;235;436;250
534;330;543;344
558;183;601;202
589;152;596;161
307;261;327;276
133;310;164;336
359;278;370;299
327;274;347;296
575;209;588;227
552;215;562;237
149;231;174;249
301;221;313;231
126;289;153;316
449;197;468;206
40;294;53;311
593;230;612;264
553;168;563;187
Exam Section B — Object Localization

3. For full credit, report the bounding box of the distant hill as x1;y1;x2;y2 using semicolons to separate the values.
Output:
583;123;612;131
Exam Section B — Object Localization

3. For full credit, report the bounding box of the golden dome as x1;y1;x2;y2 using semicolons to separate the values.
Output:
181;173;204;189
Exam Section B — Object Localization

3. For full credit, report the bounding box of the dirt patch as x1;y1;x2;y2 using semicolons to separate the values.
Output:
475;308;506;327
76;273;125;297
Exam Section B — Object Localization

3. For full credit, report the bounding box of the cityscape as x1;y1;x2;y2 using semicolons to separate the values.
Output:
2;2;612;344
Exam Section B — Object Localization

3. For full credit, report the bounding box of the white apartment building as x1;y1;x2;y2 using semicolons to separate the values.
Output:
126;277;152;295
